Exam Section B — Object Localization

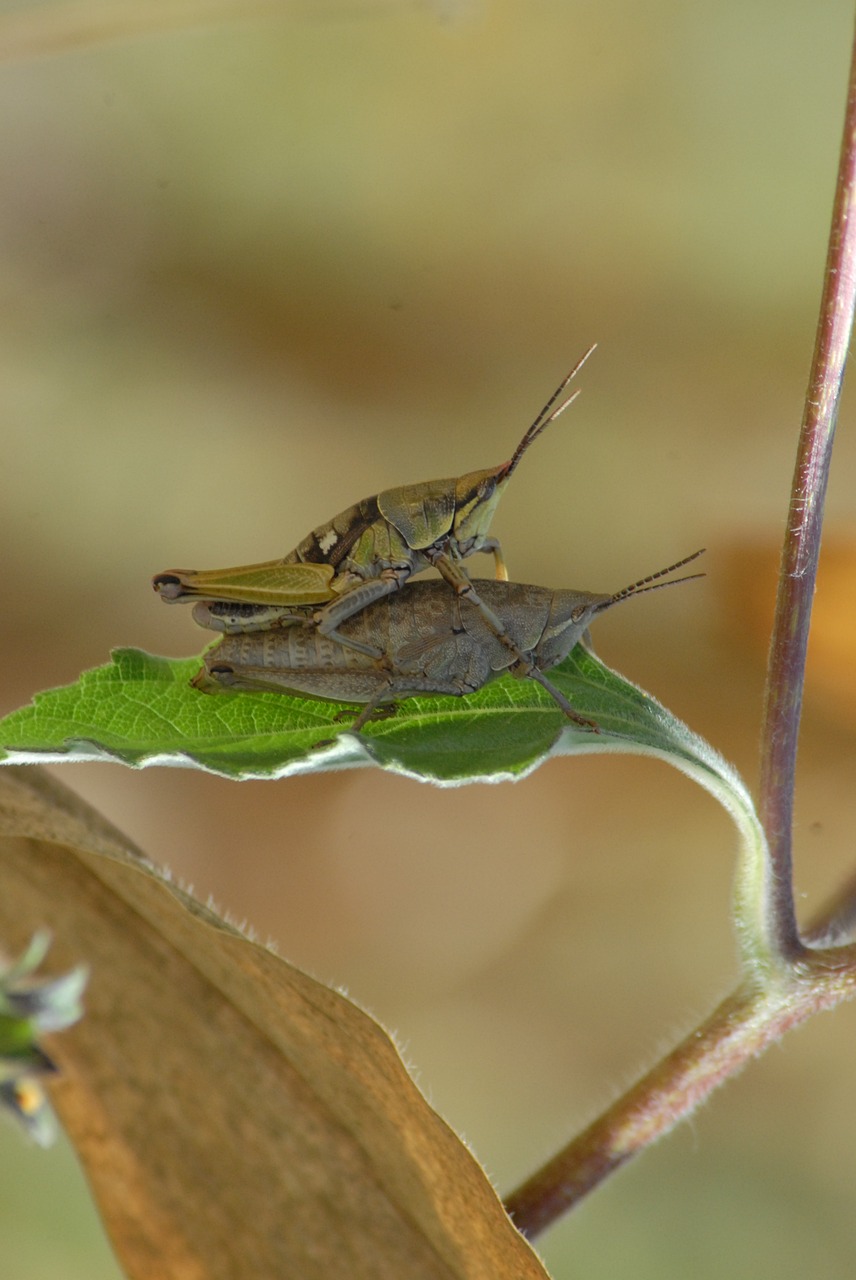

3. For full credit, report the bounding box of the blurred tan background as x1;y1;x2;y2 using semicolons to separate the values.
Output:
2;1;856;1276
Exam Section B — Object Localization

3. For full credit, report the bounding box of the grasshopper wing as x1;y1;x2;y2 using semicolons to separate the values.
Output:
153;559;336;606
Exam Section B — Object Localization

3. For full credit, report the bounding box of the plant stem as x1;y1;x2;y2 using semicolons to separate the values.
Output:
755;23;856;958
507;15;856;1239
505;961;856;1236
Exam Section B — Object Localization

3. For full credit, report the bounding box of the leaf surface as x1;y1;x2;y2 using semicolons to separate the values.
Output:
0;645;739;787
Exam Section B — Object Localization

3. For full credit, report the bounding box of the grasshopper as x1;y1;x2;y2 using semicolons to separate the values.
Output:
191;551;705;734
153;346;596;661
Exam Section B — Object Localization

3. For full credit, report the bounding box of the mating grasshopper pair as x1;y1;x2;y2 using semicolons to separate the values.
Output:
154;347;702;733
190;562;704;733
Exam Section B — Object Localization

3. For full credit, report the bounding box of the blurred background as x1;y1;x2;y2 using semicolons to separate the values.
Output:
1;0;856;1275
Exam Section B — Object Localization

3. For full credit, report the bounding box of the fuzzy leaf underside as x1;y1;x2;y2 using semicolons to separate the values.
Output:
0;645;742;794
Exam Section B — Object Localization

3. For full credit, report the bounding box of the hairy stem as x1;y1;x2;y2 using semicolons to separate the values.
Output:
508;16;856;1239
505;956;856;1236
755;24;856;958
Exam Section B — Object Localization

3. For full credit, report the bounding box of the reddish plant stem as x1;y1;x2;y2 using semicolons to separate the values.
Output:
757;30;856;958
805;865;856;947
505;960;856;1237
506;20;856;1240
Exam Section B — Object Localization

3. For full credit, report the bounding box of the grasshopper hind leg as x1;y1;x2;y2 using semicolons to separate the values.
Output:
313;569;410;658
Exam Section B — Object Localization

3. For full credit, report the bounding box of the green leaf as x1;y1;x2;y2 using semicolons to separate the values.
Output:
0;645;746;799
0;646;767;950
0;640;731;778
0;645;689;780
0;643;772;990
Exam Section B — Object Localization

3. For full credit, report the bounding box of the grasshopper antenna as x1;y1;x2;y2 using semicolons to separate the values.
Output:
504;342;597;478
607;549;706;606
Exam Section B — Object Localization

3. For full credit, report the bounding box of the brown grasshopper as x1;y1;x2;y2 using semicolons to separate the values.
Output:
191;551;705;734
153;346;596;661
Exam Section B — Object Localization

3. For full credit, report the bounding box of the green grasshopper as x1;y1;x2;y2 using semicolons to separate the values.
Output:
153;346;596;660
191;551;705;733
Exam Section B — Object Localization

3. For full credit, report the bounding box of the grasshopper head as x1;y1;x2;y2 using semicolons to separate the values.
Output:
450;465;508;552
535;589;612;670
450;424;569;552
535;550;707;670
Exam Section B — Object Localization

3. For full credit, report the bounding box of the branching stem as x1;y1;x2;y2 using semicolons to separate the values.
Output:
507;14;856;1239
755;24;856;958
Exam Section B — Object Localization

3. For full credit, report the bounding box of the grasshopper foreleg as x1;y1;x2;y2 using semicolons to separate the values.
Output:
429;549;540;669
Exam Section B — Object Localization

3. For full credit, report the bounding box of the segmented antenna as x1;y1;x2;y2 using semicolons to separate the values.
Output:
607;549;706;605
504;342;597;477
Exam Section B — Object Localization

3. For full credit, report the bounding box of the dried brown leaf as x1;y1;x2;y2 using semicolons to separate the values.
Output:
0;767;548;1280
